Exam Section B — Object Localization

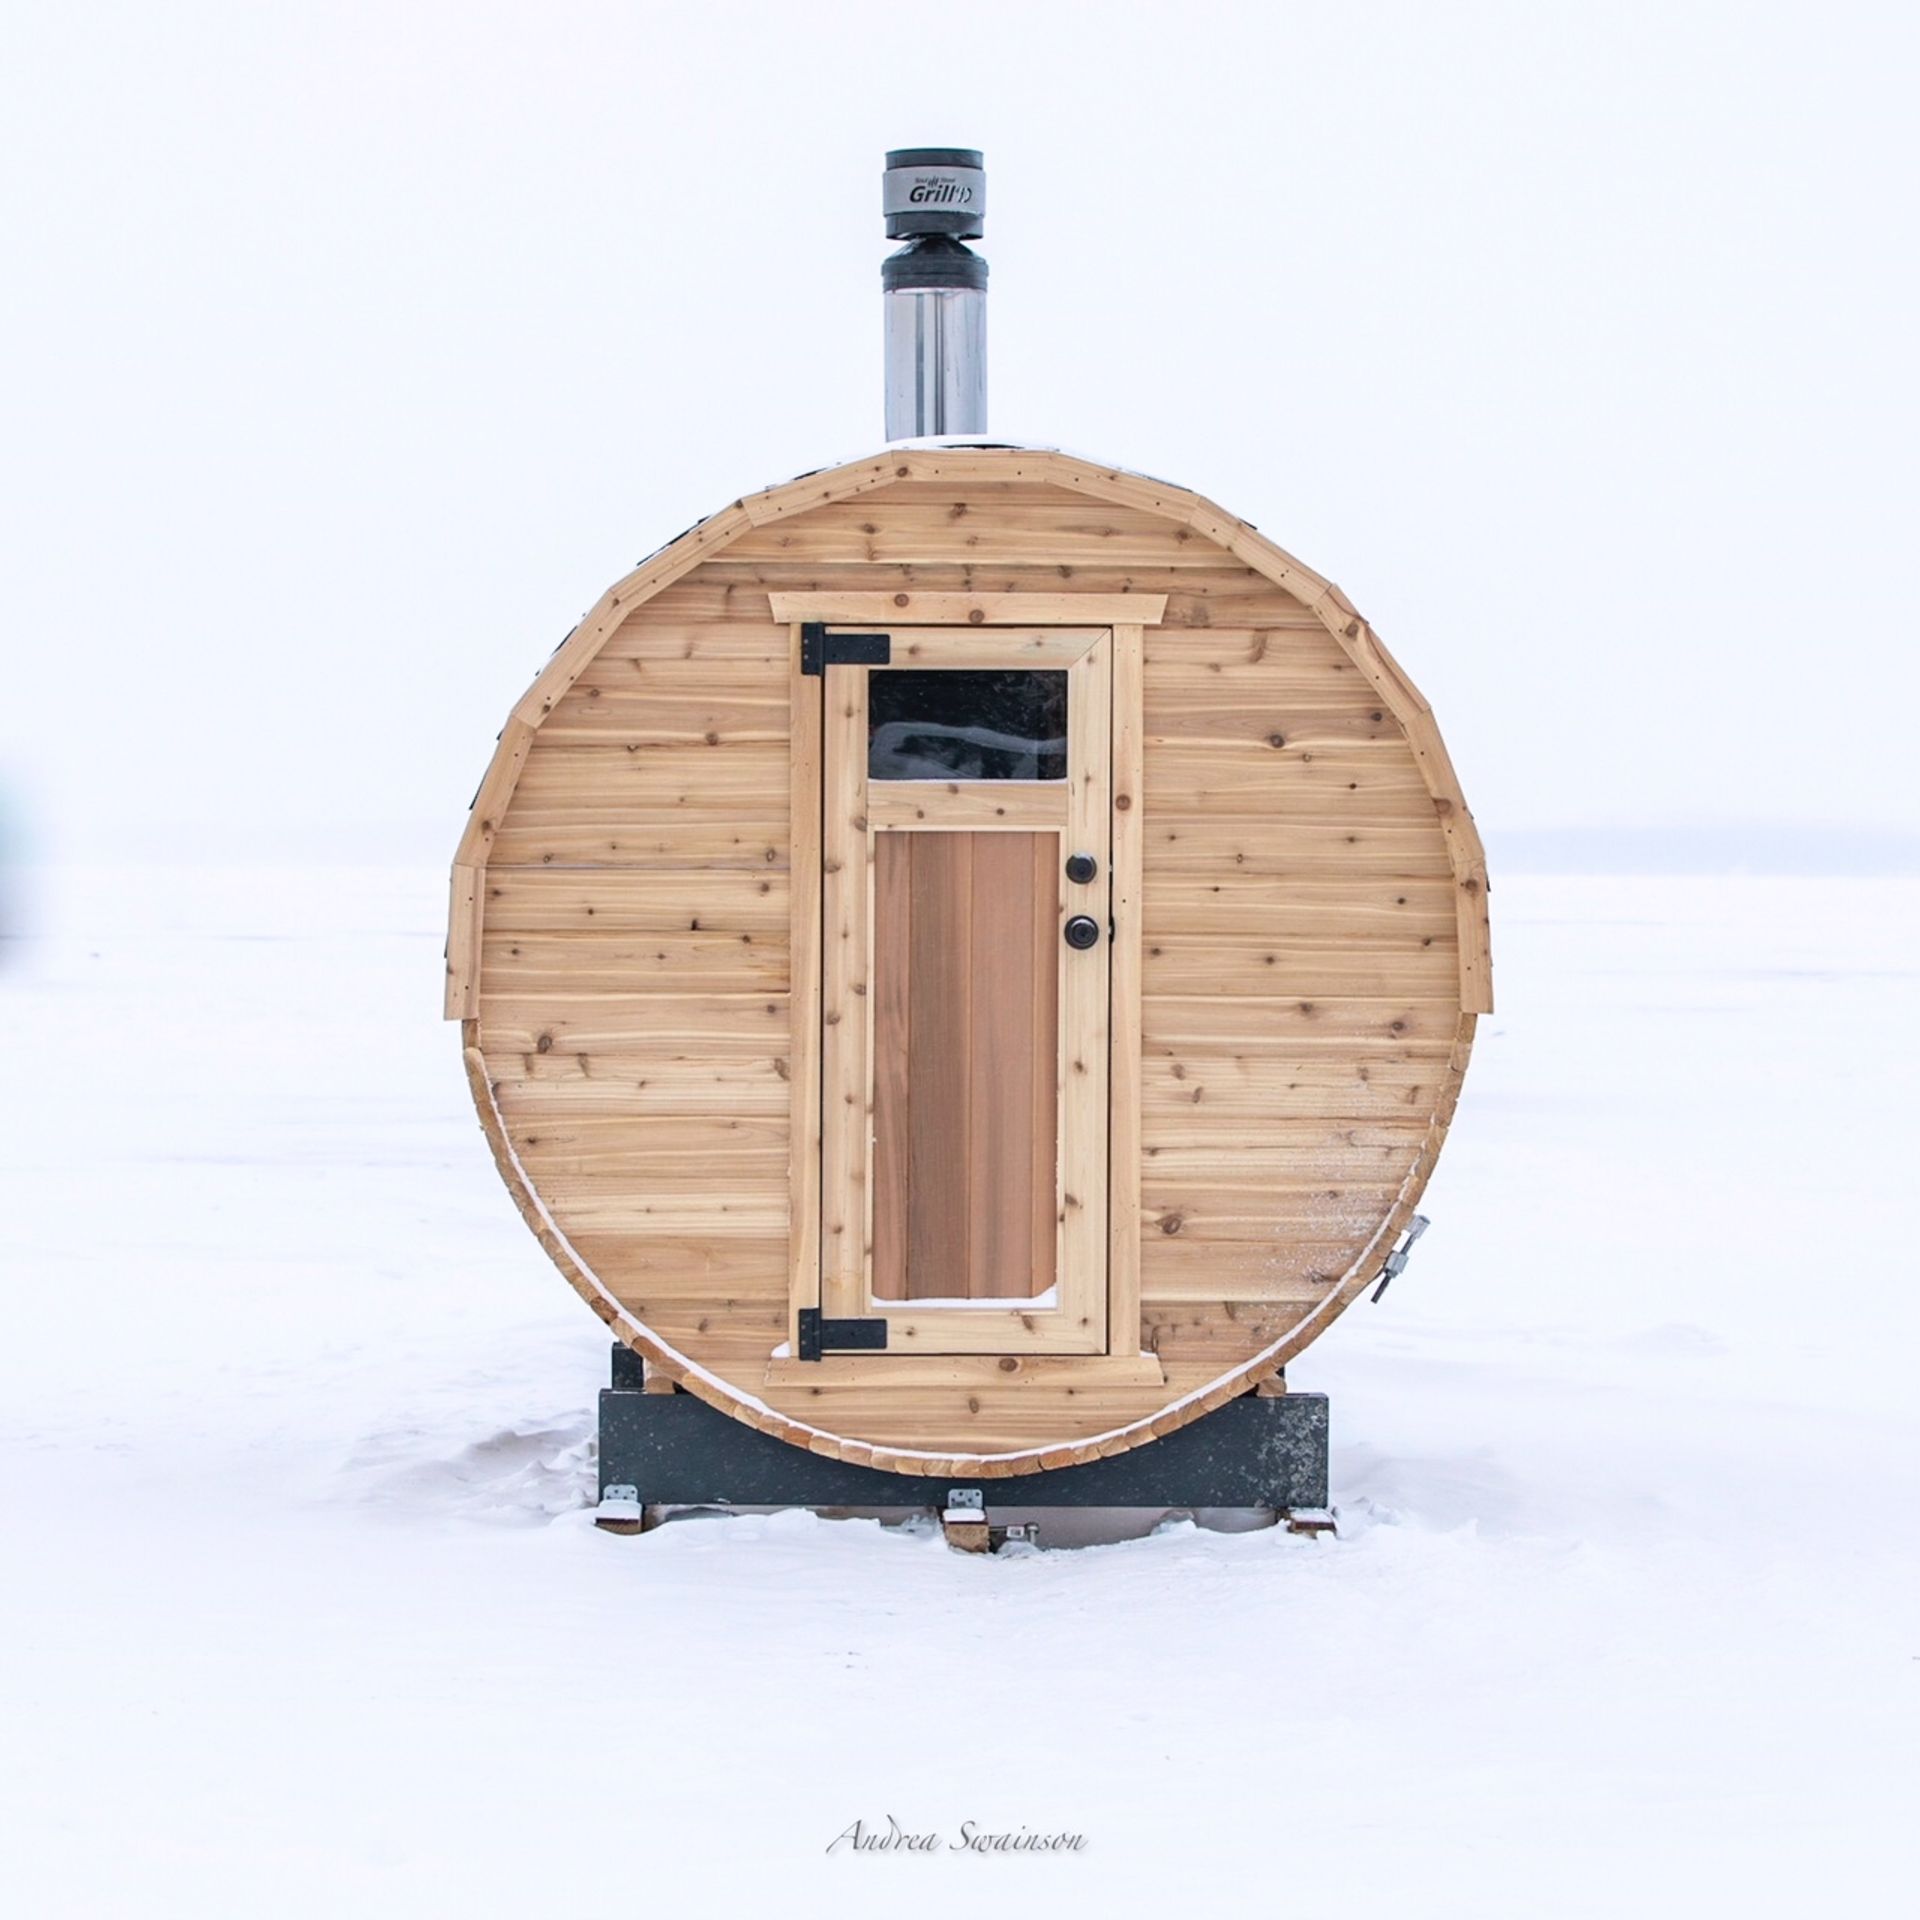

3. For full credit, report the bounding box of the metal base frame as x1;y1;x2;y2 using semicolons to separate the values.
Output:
596;1345;1329;1525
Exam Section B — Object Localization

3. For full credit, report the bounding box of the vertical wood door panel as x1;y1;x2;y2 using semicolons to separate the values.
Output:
871;832;1061;1302
1025;834;1064;1300
962;834;1018;1300
905;832;973;1296
869;831;911;1301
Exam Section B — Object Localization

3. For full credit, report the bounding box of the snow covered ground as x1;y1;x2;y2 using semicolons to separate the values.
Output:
1;864;1914;1916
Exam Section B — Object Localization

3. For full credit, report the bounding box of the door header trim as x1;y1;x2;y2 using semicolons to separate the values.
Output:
770;590;1167;627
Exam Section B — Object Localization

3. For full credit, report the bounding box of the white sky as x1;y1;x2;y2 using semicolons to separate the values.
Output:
3;2;1914;864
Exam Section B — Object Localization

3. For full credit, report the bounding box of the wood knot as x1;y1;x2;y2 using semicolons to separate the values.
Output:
893;592;909;606
967;608;985;624
1268;733;1286;749
1160;1212;1185;1236
535;1032;553;1053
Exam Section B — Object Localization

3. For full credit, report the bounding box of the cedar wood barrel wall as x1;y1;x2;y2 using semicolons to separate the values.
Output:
446;447;1489;1475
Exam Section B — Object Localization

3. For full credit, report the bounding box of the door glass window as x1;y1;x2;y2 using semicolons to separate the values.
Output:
868;670;1067;781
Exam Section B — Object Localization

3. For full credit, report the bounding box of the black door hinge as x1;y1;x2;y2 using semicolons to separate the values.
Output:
795;1307;890;1360
800;624;892;676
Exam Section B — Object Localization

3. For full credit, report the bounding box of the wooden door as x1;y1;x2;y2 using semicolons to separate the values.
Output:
818;627;1113;1354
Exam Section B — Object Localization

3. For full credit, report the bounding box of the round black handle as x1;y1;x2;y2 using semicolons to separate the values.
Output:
1063;914;1101;951
1065;852;1098;885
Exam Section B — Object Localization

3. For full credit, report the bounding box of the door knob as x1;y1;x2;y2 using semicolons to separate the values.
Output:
1063;914;1101;950
1065;852;1098;884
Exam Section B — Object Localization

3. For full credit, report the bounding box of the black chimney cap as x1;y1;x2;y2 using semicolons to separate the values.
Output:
883;148;985;241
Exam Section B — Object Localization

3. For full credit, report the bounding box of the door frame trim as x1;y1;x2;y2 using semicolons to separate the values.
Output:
1106;624;1146;1358
786;618;1146;1361
771;590;1167;627
790;621;1139;1358
787;630;825;1352
827;627;1109;1353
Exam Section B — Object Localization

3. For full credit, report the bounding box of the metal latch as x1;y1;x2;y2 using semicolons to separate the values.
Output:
795;1306;890;1360
1369;1214;1431;1303
800;624;892;675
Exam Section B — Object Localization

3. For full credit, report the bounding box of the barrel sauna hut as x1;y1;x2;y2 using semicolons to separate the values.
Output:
444;150;1490;1512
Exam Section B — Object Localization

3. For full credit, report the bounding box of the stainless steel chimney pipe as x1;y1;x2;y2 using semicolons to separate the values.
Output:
882;148;987;440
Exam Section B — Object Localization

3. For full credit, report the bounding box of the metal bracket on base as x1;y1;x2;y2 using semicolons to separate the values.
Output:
593;1483;644;1536
941;1487;991;1552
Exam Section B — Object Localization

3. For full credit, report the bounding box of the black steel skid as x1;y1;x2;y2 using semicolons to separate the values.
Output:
597;1345;1329;1524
